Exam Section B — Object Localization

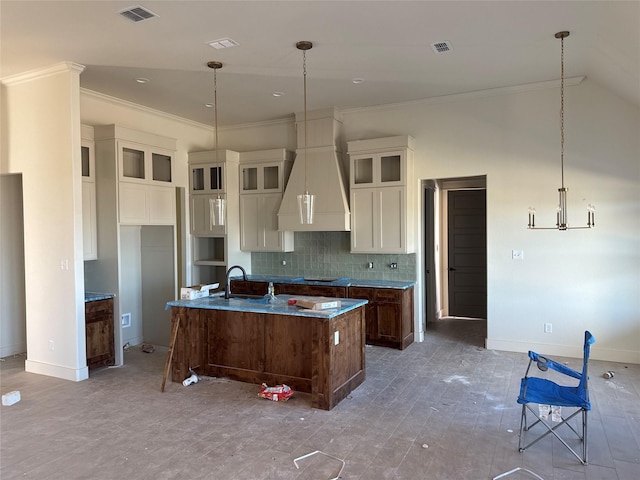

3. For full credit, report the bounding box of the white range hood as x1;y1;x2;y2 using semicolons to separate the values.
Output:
278;108;350;232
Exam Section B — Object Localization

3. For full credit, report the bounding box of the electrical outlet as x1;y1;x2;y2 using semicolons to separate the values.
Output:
48;340;54;351
389;262;398;269
121;313;131;328
544;323;553;334
334;331;339;345
512;249;524;260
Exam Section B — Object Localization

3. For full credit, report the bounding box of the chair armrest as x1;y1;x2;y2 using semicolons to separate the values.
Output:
528;351;582;380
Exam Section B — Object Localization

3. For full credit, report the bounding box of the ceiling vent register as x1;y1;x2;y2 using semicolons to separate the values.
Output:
118;6;158;23
431;41;453;54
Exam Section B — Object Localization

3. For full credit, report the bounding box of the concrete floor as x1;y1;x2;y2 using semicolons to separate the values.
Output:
1;319;639;479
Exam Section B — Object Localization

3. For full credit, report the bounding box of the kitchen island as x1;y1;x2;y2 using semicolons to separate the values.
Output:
165;294;367;410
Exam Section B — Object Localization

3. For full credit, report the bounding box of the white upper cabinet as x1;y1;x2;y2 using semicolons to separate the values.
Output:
95;125;177;226
238;149;294;252
118;141;174;186
347;136;415;254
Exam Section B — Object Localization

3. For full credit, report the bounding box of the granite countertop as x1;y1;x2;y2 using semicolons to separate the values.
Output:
84;291;115;303
230;274;415;290
166;294;368;319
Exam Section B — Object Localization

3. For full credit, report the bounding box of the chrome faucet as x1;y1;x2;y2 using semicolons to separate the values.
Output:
225;265;247;299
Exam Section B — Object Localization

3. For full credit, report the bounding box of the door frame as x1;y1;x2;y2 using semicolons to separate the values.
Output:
423;176;487;323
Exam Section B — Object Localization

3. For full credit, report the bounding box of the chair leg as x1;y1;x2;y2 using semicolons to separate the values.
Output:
518;405;588;465
583;409;588;465
518;405;526;452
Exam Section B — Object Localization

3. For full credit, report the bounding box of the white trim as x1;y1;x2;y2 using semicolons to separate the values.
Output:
486;338;639;364
1;62;85;85
25;359;89;382
81;88;295;132
343;76;586;114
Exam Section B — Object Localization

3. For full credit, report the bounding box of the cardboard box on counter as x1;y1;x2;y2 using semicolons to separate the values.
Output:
180;283;219;300
292;296;341;310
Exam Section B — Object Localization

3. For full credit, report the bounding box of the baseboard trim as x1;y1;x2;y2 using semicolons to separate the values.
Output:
25;359;89;382
486;338;640;364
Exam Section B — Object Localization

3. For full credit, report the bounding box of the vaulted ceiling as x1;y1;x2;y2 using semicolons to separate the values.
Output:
2;1;638;126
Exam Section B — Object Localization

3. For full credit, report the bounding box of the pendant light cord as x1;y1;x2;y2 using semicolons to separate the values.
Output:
214;67;219;163
560;35;565;189
303;48;308;194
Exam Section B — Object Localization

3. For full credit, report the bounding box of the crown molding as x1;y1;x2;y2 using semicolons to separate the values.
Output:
1;62;85;86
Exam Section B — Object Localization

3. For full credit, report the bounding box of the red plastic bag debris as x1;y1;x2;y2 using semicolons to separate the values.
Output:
258;383;294;402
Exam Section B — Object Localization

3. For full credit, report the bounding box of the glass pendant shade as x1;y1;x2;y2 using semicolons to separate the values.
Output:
210;195;225;227
297;192;315;225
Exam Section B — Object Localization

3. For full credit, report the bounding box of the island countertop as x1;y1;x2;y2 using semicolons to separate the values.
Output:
166;294;367;318
85;291;115;303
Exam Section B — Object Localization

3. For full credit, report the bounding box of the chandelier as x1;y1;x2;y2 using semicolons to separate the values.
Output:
528;31;595;231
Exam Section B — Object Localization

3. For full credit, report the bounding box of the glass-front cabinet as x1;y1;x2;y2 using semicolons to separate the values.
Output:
118;141;174;186
238;149;294;252
347;136;415;254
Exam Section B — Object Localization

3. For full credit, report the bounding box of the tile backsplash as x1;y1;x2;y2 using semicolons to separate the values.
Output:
251;232;416;281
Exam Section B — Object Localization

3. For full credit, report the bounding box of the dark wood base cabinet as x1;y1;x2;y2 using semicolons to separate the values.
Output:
170;305;366;410
231;280;414;350
85;299;115;370
348;286;414;350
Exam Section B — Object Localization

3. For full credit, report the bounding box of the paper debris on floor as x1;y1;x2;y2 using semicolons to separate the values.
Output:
258;383;294;402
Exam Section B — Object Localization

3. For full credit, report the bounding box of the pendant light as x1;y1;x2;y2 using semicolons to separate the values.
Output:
296;41;315;225
528;31;595;231
208;60;225;227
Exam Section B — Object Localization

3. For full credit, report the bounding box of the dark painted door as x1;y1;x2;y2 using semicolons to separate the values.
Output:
447;190;487;318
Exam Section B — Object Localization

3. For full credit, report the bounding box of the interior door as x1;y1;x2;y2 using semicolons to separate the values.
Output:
447;190;487;318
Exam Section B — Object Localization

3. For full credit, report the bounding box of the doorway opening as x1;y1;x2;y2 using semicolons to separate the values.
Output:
423;176;487;342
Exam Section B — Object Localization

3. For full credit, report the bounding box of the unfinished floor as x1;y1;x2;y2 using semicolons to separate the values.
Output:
1;319;639;480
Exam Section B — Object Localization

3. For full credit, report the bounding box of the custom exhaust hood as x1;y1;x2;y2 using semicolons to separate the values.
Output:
278;108;351;231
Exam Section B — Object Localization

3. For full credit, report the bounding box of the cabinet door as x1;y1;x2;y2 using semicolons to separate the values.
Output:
351;188;376;252
119;182;148;224
375;302;401;342
241;163;282;193
239;195;260;251
378;187;405;252
148;186;175;224
118;141;147;184
240;193;290;252
262;193;288;251
191;195;225;236
85;299;115;369
150;149;174;185
82;181;98;260
190;164;224;194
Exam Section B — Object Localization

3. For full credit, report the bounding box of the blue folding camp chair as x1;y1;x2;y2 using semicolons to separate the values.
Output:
517;331;595;465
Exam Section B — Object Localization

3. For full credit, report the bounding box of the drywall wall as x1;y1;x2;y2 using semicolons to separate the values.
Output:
342;78;640;363
2;63;88;380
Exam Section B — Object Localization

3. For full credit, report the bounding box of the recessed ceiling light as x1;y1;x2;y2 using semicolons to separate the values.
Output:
272;92;285;97
208;38;239;49
135;77;149;84
352;78;365;84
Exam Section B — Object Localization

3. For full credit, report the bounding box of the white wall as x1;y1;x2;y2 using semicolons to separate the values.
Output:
0;174;27;357
2;64;88;380
80;78;639;364
342;78;640;363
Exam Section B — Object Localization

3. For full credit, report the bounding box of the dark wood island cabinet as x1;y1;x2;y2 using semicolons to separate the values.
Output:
166;295;367;410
